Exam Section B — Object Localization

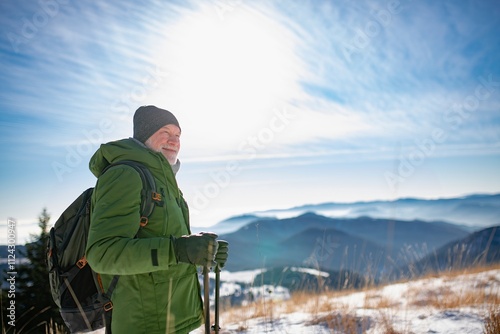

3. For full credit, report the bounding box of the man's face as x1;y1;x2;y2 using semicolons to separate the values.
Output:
145;124;181;164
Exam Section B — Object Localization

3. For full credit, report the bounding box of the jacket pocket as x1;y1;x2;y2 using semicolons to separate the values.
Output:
151;267;202;332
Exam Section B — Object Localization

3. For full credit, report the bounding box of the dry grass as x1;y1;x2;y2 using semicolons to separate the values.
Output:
484;306;500;334
405;265;500;311
307;310;371;334
378;312;404;334
363;290;398;310
409;284;499;309
1;306;67;334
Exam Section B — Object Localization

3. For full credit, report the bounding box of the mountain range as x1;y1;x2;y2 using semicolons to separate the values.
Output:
204;193;500;235
208;193;500;281
217;213;466;274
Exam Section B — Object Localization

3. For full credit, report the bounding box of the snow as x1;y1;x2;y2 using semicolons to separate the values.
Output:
216;268;266;284
290;267;330;278
192;268;500;333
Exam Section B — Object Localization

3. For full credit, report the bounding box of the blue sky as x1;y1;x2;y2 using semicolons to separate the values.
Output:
1;0;499;243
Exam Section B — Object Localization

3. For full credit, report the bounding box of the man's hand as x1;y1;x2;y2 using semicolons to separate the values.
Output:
214;240;229;268
172;232;218;267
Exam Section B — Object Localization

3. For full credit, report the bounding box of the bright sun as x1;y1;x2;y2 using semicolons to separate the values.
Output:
169;4;299;104
150;3;304;157
147;3;369;160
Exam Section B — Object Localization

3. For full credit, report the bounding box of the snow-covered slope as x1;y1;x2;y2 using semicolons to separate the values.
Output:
194;267;500;334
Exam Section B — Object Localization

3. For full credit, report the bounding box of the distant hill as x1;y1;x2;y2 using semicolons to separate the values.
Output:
404;225;500;277
219;213;469;278
278;226;389;275
192;214;271;235
209;193;500;234
252;266;367;292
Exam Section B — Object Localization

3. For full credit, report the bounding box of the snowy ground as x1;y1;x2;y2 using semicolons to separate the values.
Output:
193;268;500;334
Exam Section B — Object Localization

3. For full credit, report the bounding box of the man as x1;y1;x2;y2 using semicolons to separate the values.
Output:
86;105;229;333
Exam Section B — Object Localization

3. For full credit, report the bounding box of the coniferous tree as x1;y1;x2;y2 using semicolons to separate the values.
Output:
3;208;67;333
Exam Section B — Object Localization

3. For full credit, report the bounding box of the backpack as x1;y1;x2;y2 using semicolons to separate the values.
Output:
47;160;163;333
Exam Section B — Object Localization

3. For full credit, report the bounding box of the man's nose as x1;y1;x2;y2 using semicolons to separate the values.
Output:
168;135;180;144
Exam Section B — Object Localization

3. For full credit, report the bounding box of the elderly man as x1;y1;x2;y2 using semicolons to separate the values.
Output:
86;105;228;333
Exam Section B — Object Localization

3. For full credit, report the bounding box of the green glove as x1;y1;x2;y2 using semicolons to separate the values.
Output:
215;240;229;268
172;232;218;267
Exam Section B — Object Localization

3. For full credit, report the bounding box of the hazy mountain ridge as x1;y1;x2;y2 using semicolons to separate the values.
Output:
219;213;474;277
211;193;500;234
406;226;500;276
277;225;388;275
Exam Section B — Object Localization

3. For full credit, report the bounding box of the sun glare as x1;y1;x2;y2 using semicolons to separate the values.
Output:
144;2;373;161
150;3;305;156
170;5;298;102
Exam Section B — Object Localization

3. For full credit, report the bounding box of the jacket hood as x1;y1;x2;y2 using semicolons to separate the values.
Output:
89;138;174;178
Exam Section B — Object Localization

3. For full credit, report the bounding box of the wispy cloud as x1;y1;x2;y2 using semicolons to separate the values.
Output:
255;0;500;160
1;1;189;158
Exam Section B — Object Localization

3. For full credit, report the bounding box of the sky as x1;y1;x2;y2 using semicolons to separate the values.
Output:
1;0;499;244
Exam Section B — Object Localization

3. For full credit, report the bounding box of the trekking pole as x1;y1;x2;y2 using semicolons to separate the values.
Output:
213;264;221;334
203;266;210;334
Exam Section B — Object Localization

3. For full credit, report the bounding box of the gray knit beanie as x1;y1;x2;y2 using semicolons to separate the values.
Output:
133;105;180;143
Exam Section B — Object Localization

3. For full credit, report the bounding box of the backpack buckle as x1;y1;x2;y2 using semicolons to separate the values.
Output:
103;301;113;312
140;217;148;227
152;192;162;202
76;257;87;269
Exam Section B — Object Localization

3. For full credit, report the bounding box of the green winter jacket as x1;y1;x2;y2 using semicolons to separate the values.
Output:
86;138;203;334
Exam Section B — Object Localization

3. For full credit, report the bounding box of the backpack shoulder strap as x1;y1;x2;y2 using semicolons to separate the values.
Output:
102;160;163;226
